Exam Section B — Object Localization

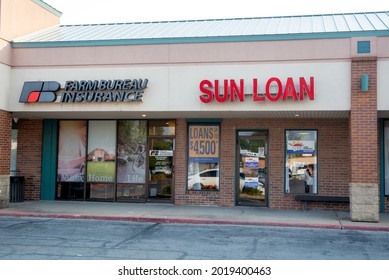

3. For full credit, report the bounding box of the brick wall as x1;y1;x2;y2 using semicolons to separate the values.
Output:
350;57;378;184
174;118;187;205
16;119;43;200
174;118;350;210
13;116;377;212
349;57;380;220
0;110;12;175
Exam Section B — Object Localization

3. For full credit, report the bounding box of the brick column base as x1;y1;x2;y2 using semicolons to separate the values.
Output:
350;183;379;222
0;175;10;208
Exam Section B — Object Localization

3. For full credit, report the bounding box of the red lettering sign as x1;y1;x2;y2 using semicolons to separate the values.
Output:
199;77;314;103
199;80;213;103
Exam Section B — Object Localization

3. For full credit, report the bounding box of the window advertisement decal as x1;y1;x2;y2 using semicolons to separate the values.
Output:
87;120;116;183
244;156;259;168
287;140;315;154
187;124;220;191
117;120;147;184
57;121;87;182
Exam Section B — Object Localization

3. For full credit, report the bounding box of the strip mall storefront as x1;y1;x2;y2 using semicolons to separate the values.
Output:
11;64;348;208
1;2;389;222
9;60;383;216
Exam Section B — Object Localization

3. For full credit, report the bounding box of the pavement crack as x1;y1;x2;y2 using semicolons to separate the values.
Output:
112;223;160;248
4;218;55;229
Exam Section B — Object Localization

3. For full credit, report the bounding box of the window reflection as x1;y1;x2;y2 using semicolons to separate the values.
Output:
187;123;220;191
149;120;176;136
285;130;317;194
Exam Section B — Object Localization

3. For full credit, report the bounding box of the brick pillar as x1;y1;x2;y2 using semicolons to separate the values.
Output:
350;57;379;222
17;119;43;200
174;118;187;205
0;110;12;208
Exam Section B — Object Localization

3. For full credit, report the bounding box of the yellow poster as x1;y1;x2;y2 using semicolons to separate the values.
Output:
188;125;219;162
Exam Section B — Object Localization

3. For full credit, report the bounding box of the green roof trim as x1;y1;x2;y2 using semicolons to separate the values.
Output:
11;30;389;48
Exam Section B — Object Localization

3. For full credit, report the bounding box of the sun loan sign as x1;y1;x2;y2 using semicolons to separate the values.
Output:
199;77;314;103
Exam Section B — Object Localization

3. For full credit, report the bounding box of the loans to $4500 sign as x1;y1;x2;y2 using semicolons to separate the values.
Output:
189;125;219;160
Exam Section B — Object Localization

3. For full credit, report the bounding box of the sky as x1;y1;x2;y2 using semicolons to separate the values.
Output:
43;0;389;25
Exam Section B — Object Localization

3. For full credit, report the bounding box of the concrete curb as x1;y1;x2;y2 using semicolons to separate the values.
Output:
2;211;389;232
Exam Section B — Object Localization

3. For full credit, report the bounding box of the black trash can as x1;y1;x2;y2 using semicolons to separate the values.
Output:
10;176;25;203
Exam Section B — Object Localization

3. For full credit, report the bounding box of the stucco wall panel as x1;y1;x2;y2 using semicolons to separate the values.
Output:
0;0;59;41
170;39;352;63
0;63;11;110
0;40;11;65
12;44;171;67
378;60;389;111
378;37;389;58
12;38;353;67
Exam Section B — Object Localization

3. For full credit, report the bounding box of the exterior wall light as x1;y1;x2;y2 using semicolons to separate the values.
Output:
361;74;369;92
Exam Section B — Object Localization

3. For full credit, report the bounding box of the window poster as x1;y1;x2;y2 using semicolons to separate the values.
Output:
187;124;220;191
117;120;147;184
244;157;259;168
87;120;116;183
57;120;87;182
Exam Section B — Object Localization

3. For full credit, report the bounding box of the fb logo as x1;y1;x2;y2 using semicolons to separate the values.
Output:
19;81;60;103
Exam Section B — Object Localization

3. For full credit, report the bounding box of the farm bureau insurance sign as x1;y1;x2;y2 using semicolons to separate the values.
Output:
19;79;148;103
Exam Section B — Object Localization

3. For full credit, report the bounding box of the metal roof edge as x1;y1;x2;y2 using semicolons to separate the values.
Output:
32;0;62;17
11;30;389;48
55;11;389;27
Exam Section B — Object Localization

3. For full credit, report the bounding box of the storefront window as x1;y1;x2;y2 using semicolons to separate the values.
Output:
10;127;18;175
384;121;389;196
117;120;147;184
117;120;147;201
149;120;175;136
57;120;87;200
285;130;317;194
87;183;115;201
55;119;176;202
57;121;87;182
187;123;220;191
87;120;116;200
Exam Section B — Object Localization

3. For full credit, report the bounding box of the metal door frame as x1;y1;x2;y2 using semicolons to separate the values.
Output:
236;129;269;207
147;136;175;203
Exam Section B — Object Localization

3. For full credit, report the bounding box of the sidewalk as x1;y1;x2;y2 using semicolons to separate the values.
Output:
1;201;389;232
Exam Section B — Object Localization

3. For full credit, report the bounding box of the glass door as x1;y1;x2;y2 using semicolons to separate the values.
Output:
148;138;174;202
236;130;268;207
